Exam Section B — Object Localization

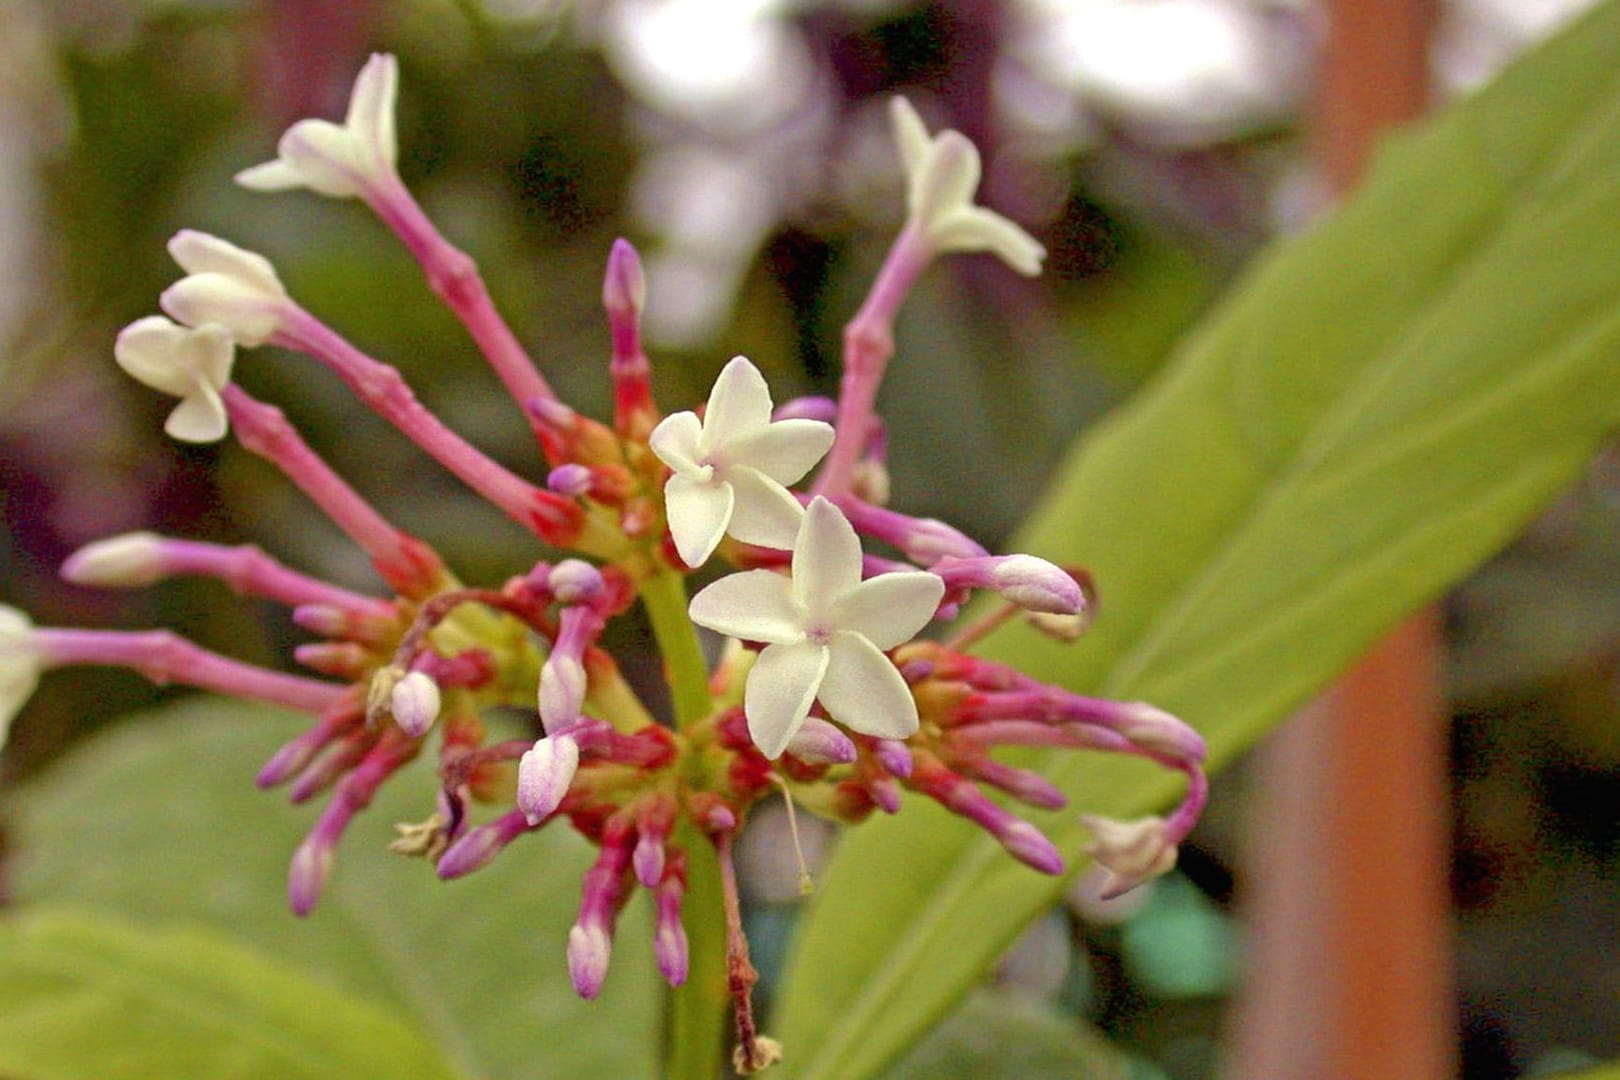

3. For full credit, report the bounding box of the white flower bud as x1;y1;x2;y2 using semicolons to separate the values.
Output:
390;670;442;738
61;532;168;588
517;734;580;825
0;605;42;750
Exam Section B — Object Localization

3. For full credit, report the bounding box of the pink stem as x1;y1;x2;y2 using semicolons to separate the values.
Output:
34;627;345;713
224;386;447;598
364;174;565;461
146;538;394;618
815;226;931;498
272;309;585;547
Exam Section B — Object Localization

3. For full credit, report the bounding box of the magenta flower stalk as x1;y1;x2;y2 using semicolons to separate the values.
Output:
32;627;344;713
269;306;594;549
224;384;448;598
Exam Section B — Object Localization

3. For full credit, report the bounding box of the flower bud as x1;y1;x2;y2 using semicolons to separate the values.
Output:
547;463;594;497
390;670;441;738
61;532;169;588
784;717;857;765
549;559;604;605
0;605;41;750
602;238;647;322
567;922;612;999
517;734;580;824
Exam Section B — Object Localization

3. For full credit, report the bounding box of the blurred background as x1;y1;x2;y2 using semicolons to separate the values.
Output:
0;1;1615;1077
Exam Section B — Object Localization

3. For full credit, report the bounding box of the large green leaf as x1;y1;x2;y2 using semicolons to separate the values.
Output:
882;989;1135;1080
8;700;661;1079
0;909;462;1080
775;4;1620;1076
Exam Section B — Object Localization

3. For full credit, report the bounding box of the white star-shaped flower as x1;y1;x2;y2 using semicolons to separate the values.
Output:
159;231;291;348
235;53;399;201
891;97;1046;277
649;355;834;567
0;605;42;751
114;317;236;443
688;497;944;758
1082;814;1178;899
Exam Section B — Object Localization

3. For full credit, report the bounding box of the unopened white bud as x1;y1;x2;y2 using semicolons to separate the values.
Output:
550;559;604;605
990;555;1083;614
61;532;168;588
390;670;441;738
517;734;580;824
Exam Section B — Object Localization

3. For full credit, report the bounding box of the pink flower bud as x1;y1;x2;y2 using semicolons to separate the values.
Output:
567;922;612;999
437;810;531;879
547;463;594;496
784;717;857;765
288;834;335;916
517;735;580;824
998;821;1064;876
872;739;913;778
602;238;646;322
549;559;604;605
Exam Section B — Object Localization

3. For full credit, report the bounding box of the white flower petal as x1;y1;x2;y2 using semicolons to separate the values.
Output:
115;318;236;443
818;631;919;741
701;356;773;448
168;231;287;299
912;131;981;227
723;468;805;552
745;640;829;759
233;158;305;192
724;418;835;485
890;97;932;179
277;119;368;198
164;387;228;444
791;498;863;613
0;605;41;751
1082;815;1178;898
931;208;1047;277
830;570;943;650
345;54;398;171
665;473;734;568
161;279;283;348
688;569;802;644
115;317;195;397
185;324;236;389
648;410;708;477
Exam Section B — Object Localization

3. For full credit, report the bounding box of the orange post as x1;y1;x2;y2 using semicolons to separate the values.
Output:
1225;0;1454;1076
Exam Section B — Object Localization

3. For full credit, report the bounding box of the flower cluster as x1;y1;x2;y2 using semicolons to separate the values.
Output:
0;57;1206;1071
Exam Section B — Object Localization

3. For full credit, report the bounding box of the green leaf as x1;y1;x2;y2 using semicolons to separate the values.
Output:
8;700;661;1080
0;909;463;1080
774;3;1620;1076
881;989;1136;1080
1563;1065;1620;1080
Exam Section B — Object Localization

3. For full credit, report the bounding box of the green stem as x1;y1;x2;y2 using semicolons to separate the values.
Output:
640;565;714;729
667;832;729;1080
